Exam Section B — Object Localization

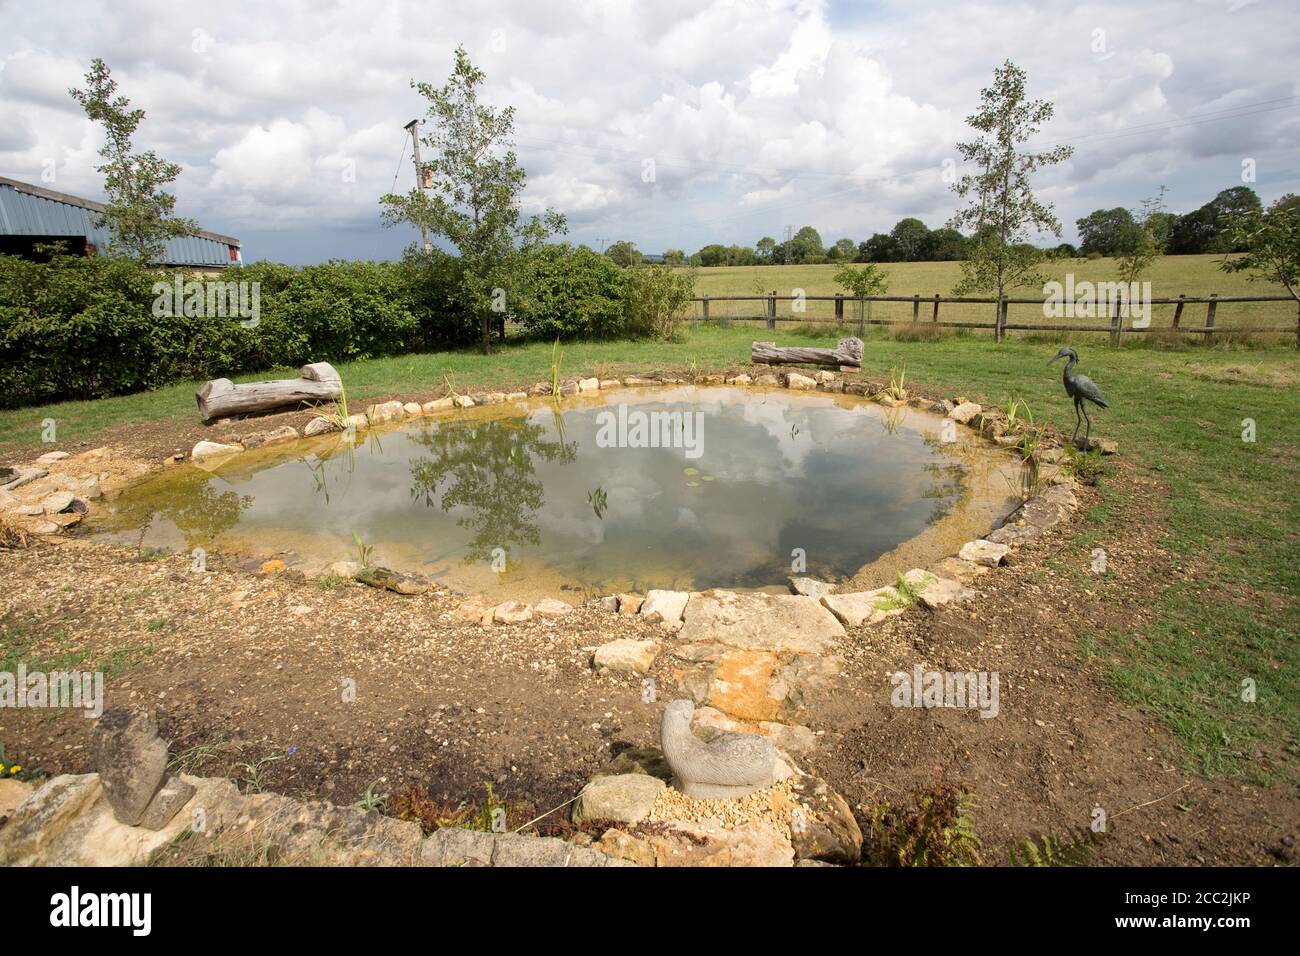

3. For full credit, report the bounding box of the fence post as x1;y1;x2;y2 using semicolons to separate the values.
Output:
1172;294;1185;329
1110;297;1122;346
767;290;776;330
995;296;1005;342
857;297;866;337
932;294;940;323
912;294;921;323
1205;293;1218;333
835;293;844;324
700;295;709;326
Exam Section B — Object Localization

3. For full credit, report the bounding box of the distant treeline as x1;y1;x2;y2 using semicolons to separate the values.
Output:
600;185;1287;267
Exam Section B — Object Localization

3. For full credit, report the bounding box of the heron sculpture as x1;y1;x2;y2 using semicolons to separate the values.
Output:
1049;347;1108;447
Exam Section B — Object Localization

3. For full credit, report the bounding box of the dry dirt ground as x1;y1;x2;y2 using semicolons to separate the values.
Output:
2;379;1297;866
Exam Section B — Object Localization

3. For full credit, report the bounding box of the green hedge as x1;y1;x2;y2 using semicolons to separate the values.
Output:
0;253;462;408
0;246;695;409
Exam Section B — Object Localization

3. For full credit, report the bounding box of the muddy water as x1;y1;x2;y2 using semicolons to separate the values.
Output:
91;386;1021;601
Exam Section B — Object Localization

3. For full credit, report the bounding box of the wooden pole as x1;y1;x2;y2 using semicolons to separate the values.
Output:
1110;297;1122;346
767;291;776;330
912;294;920;323
932;294;940;322
1172;294;1185;329
835;294;844;324
1206;293;1218;333
404;119;431;254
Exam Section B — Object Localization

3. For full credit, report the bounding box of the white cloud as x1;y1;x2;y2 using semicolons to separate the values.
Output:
0;0;1295;261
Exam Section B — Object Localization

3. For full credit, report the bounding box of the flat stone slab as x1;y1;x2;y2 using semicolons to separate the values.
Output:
533;598;573;619
572;773;665;825
493;601;533;624
789;576;834;601
678;590;845;655
821;587;906;628
640;589;689;631
706;649;785;721
959;539;1011;567
593;639;659;674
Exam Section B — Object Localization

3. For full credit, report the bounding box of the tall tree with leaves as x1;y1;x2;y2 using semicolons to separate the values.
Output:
1220;193;1300;307
948;61;1073;306
69;59;196;265
380;47;564;352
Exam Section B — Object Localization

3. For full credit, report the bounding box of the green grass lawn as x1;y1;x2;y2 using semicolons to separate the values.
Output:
2;324;1297;780
691;254;1300;330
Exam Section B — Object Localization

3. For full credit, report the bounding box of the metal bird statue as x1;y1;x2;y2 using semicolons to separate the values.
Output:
1048;347;1108;447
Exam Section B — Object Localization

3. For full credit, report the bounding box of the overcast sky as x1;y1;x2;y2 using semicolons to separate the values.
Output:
2;0;1297;264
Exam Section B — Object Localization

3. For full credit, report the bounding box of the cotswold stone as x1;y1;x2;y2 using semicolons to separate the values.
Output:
572;773;665;825
303;416;339;437
916;576;974;609
789;577;834;601
725;374;751;385
39;491;75;514
492;601;533;624
533;598;573;619
616;593;644;615
959;539;1010;567
639;589;689;631
593;639;659;674
422;397;456;413
356;566;430;595
577;378;599;392
820;587;905;628
367;400;406;422
242;425;300;447
784;774;863;864
949;402;981;424
93;709;168;827
678;590;844;655
785;372;816;390
705;650;785;721
190;440;242;461
597;819;794;867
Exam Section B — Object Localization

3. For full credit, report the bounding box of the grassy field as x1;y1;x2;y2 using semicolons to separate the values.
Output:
690;254;1300;332
2;324;1297;782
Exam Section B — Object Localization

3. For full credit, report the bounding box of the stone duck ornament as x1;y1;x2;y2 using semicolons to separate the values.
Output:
660;699;777;799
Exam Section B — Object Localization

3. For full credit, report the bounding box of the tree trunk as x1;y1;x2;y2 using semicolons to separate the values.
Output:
751;337;863;368
196;362;341;422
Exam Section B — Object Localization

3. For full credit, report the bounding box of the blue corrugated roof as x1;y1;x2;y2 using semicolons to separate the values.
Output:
0;177;239;267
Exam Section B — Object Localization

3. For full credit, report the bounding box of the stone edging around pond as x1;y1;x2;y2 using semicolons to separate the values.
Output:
0;368;1117;867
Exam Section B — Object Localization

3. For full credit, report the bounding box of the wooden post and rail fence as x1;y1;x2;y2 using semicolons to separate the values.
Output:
689;292;1300;346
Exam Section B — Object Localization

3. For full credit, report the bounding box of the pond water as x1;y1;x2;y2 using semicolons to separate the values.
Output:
93;386;1012;599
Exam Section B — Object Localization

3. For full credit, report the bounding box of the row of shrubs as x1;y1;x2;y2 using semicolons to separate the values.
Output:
0;245;696;408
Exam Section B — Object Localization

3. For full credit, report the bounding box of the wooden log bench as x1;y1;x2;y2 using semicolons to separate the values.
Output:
196;362;342;423
751;337;863;369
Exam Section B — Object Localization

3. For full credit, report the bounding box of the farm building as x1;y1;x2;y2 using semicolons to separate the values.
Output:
0;176;241;269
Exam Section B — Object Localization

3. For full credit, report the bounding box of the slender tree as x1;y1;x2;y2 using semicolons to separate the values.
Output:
1220;193;1300;306
69;59;196;265
381;47;564;352
948;60;1073;303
